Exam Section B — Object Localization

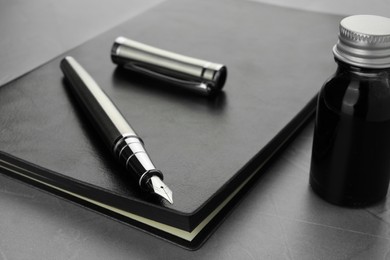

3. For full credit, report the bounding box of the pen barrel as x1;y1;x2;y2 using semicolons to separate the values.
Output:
111;37;227;96
61;57;162;188
60;56;136;148
113;135;163;188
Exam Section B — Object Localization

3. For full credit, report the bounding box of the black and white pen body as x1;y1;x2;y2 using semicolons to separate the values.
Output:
60;56;173;204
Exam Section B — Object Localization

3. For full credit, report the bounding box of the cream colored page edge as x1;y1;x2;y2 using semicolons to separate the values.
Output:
0;139;282;242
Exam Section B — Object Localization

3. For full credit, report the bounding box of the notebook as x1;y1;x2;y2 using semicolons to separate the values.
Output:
0;0;337;249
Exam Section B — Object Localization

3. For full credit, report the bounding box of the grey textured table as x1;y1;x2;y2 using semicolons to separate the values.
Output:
0;1;389;259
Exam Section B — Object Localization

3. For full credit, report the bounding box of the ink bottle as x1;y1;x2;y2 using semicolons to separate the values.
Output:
310;15;390;206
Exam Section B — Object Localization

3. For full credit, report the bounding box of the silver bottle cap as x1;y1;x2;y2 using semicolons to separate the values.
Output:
333;15;390;68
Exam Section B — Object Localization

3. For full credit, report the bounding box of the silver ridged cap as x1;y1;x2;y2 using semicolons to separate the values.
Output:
333;15;390;68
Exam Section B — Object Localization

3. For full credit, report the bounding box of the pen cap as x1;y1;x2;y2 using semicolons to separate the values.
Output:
111;37;227;96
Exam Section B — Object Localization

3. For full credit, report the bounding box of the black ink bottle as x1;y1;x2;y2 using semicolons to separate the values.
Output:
310;15;390;207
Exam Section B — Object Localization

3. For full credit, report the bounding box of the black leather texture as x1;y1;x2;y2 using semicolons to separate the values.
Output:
0;0;337;249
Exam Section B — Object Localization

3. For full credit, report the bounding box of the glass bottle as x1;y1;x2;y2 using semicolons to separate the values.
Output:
310;15;390;207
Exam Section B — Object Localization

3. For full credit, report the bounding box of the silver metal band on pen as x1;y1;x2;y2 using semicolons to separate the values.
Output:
113;134;163;188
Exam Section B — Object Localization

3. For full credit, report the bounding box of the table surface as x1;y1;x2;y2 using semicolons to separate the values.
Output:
1;1;389;259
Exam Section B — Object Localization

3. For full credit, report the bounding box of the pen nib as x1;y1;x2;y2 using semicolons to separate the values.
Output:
149;176;173;204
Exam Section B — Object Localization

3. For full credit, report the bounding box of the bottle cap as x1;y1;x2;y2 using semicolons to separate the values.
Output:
333;15;390;68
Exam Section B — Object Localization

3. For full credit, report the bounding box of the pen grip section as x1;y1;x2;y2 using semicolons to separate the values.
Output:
114;135;163;188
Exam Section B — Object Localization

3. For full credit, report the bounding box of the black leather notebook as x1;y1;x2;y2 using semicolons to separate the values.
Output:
0;0;337;249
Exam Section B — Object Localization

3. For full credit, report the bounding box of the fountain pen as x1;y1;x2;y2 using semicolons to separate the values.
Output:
60;56;173;204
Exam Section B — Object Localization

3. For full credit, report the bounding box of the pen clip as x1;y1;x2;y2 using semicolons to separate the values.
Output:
123;62;211;94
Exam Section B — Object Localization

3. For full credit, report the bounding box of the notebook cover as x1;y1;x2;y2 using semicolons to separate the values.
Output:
0;0;337;249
